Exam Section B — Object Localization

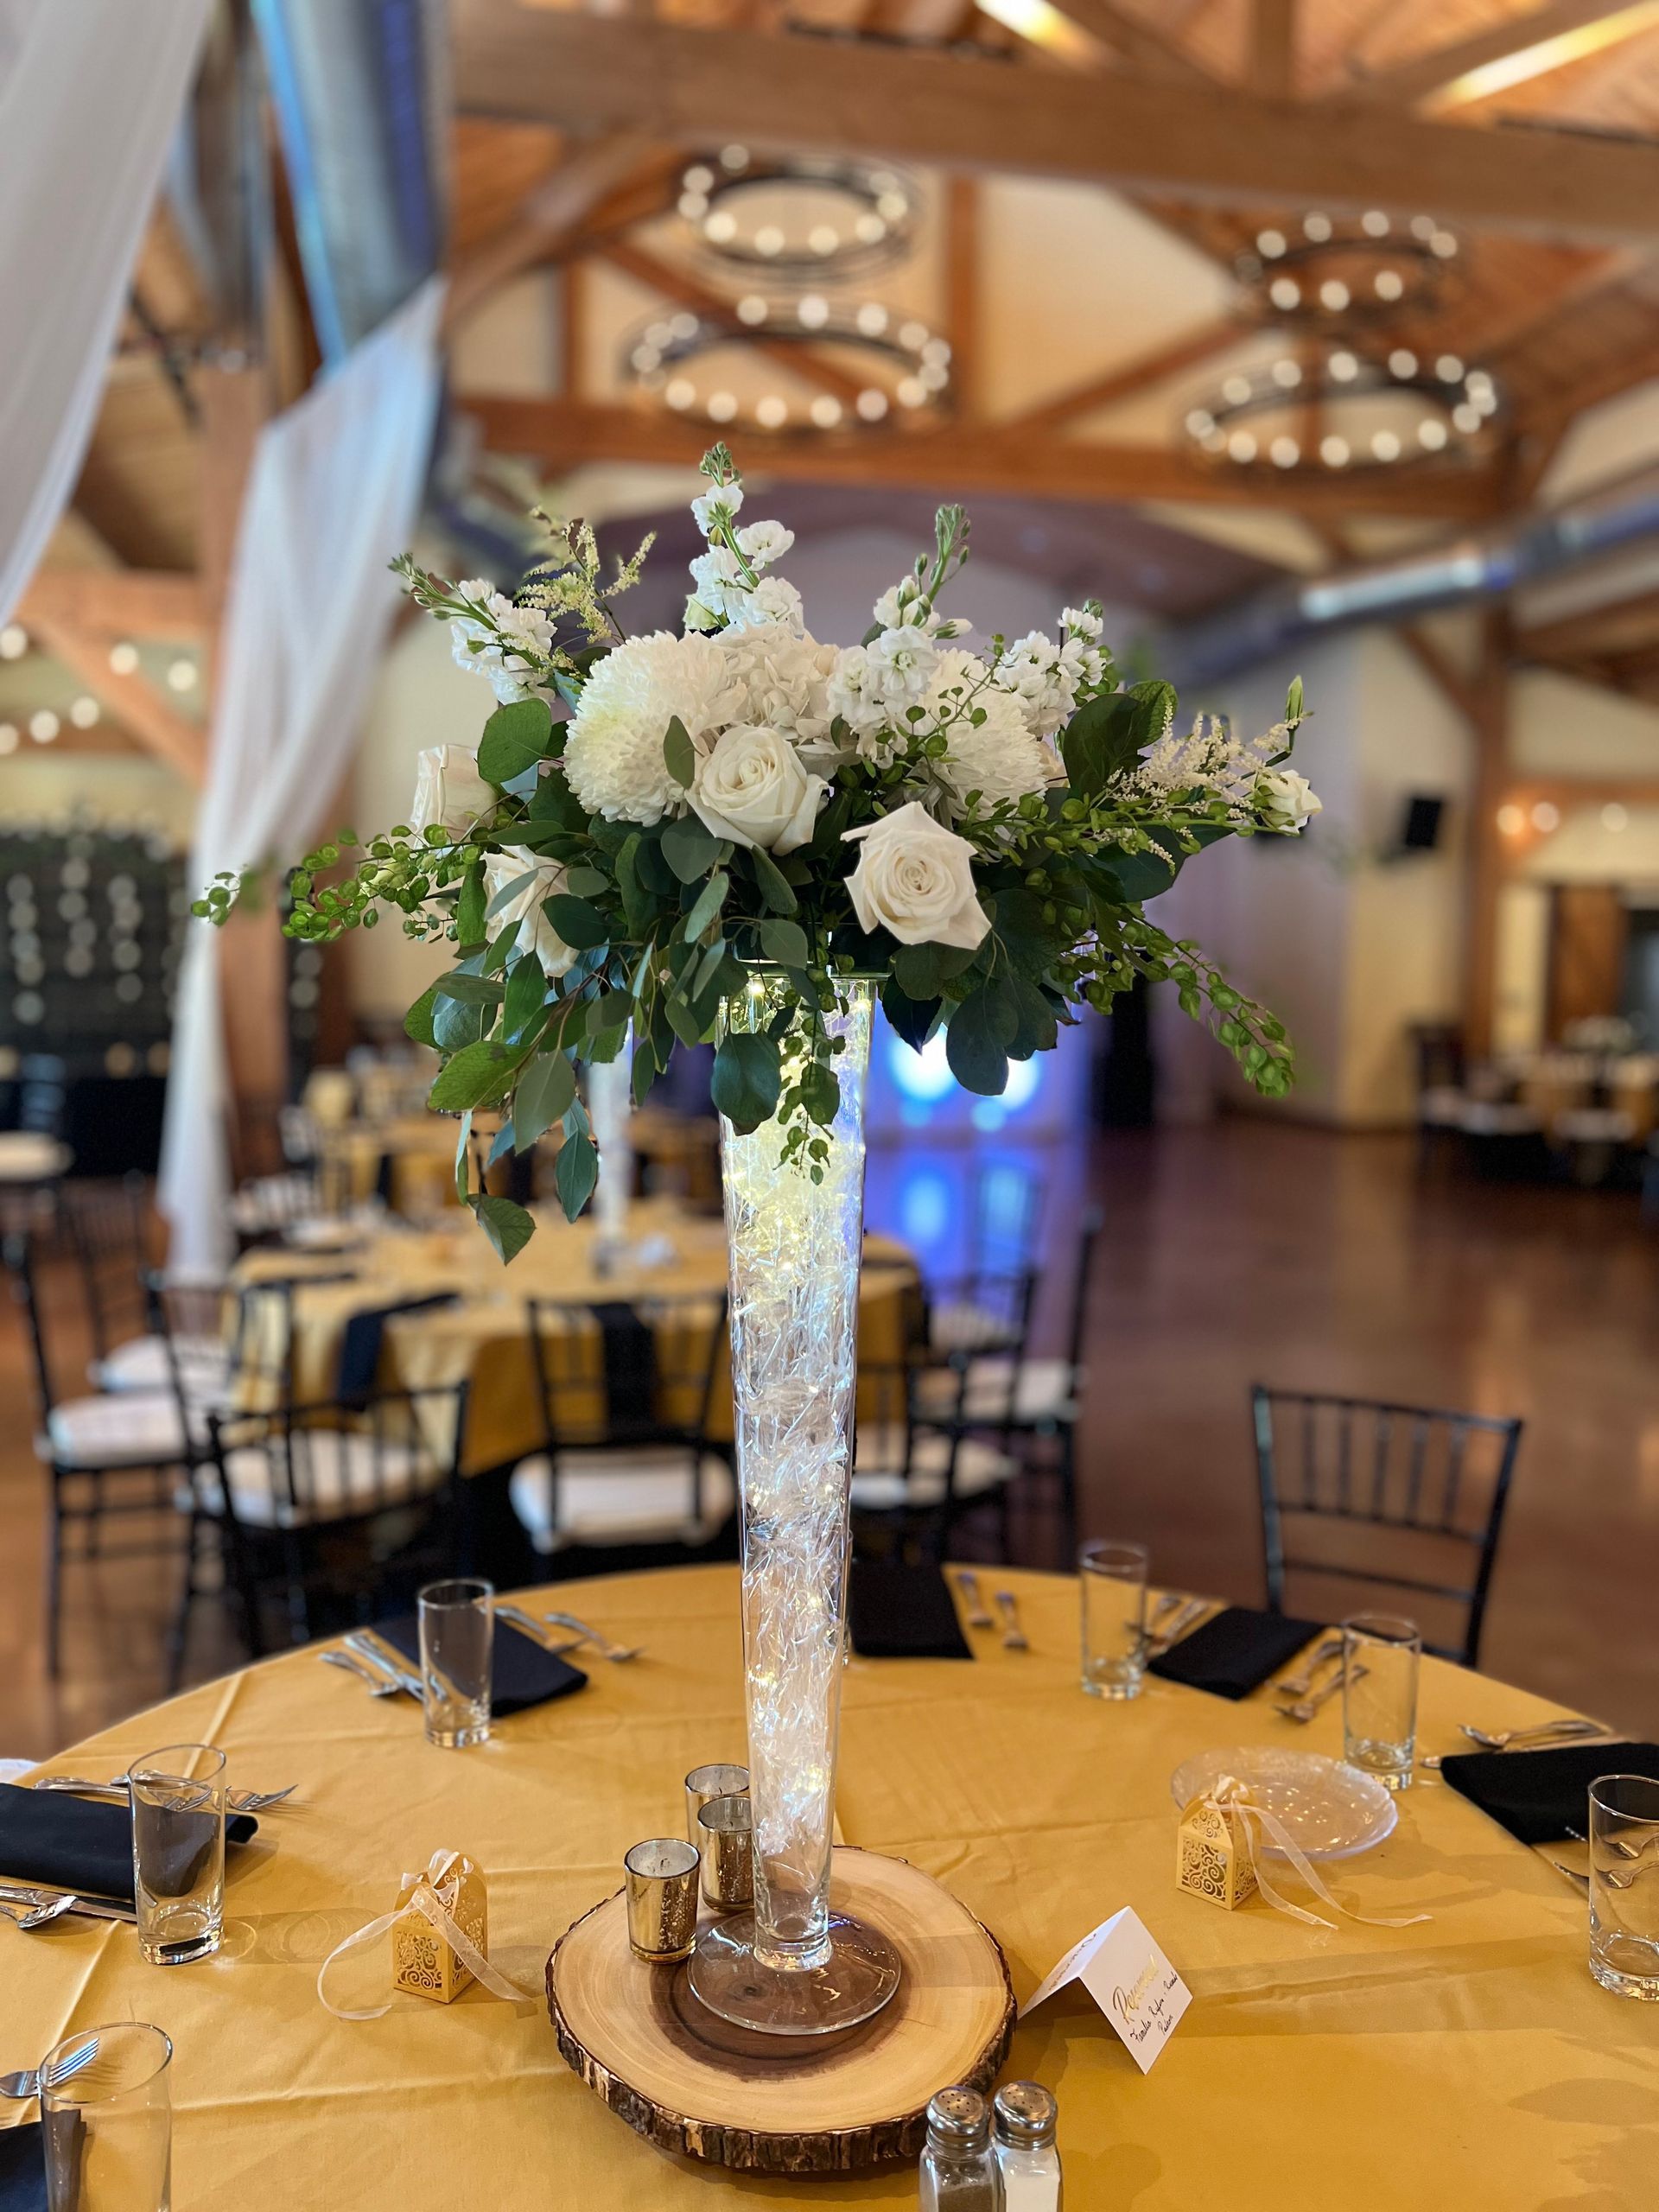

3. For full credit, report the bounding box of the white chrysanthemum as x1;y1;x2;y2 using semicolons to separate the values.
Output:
925;651;1062;815
720;628;841;765
563;632;743;824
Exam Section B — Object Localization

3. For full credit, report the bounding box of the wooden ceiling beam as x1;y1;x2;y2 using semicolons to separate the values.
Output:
465;392;1504;519
1333;0;1659;111
944;175;982;421
594;238;868;406
28;616;207;786
453;12;1659;245
1516;583;1659;662
16;569;207;640
444;133;669;335
1248;0;1298;95
1042;0;1218;81
1001;317;1242;435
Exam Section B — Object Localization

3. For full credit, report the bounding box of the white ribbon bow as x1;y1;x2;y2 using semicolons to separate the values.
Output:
1201;1777;1431;1933
318;1848;531;2020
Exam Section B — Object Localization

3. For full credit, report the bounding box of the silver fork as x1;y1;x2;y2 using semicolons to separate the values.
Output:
495;1603;587;1656
1;2036;99;2101
1279;1663;1363;1724
995;1589;1029;1651
955;1570;995;1630
0;1895;77;1931
1145;1597;1208;1658
31;1774;297;1815
320;1648;400;1698
344;1630;426;1699
1460;1718;1611;1751
0;1882;134;1925
537;1609;643;1662
1274;1634;1344;1701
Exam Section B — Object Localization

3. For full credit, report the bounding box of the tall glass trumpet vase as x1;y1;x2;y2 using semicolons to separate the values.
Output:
687;975;901;2037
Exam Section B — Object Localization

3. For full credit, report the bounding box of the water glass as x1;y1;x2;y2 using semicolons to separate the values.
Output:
130;1744;226;1966
417;1577;493;1748
1341;1615;1421;1790
1080;1541;1150;1700
41;2023;172;2212
1588;1773;1659;2000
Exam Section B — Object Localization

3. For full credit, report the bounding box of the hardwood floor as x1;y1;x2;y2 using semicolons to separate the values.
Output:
2;1121;1656;1763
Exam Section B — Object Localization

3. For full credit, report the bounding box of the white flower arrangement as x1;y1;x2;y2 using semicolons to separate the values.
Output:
200;445;1315;1259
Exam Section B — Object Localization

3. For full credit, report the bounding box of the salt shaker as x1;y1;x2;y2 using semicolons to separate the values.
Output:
918;2085;1003;2210
993;2082;1061;2211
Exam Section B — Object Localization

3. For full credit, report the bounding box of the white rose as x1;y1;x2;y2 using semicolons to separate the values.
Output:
690;725;826;855
842;802;991;951
409;746;493;838
483;847;576;979
1256;767;1322;832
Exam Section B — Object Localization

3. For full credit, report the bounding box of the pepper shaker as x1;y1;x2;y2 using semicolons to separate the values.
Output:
918;2085;1002;2210
993;2082;1060;2210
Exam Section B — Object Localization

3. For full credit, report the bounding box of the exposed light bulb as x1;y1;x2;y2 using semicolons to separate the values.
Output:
0;626;27;661
810;395;843;429
29;710;59;743
1389;349;1419;378
1371;430;1402;461
69;696;99;728
855;387;889;422
1497;803;1526;836
1374;270;1404;301
707;391;739;423
1531;800;1560;832
1361;210;1390;237
1270;436;1300;468
736;296;767;326
1256;228;1287;257
798;294;830;329
108;641;139;676
1320;435;1351;467
1268;276;1301;310
1304;213;1332;241
166;658;197;692
1330;351;1359;381
755;395;789;429
1319;279;1351;311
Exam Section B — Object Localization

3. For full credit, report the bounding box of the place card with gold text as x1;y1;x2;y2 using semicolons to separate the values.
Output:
1020;1907;1191;2073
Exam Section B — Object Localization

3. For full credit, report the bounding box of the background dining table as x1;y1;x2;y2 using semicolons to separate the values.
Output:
2;1564;1645;2210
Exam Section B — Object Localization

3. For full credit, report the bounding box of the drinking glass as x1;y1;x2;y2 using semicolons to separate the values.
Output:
417;1577;493;1748
1588;1774;1659;2000
1080;1541;1150;1700
41;2023;172;2212
130;1744;226;1966
1340;1614;1421;1790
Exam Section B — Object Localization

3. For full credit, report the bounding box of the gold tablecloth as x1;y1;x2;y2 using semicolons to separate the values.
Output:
3;1567;1646;2209
237;1203;917;1468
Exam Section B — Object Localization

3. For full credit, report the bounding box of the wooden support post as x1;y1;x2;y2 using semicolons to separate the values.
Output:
944;176;981;422
1463;609;1512;1058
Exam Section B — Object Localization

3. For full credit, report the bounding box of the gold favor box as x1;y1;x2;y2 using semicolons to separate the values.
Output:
391;1852;488;2003
1177;1794;1257;1911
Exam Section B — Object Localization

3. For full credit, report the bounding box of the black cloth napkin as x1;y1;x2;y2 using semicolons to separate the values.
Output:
0;2124;45;2212
334;1291;457;1402
374;1614;588;1716
0;1785;257;1909
1440;1741;1659;1846
1147;1606;1324;1700
848;1561;973;1661
590;1301;658;1433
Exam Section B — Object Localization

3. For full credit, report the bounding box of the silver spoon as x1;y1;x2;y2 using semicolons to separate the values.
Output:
537;1610;643;1662
955;1570;995;1630
1459;1718;1611;1751
0;1895;77;1933
995;1589;1029;1651
1274;1634;1344;1701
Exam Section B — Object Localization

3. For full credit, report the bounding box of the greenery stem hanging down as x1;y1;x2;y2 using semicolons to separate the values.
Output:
197;444;1319;1261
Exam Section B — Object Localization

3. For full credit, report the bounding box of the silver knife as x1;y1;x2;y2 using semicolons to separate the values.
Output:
343;1631;425;1700
0;1882;136;1925
1146;1596;1209;1657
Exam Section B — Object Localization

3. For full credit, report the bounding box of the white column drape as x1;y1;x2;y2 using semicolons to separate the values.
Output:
159;277;445;1273
0;0;213;623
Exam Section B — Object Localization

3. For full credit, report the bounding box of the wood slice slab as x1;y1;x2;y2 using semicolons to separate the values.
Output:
546;1847;1015;2175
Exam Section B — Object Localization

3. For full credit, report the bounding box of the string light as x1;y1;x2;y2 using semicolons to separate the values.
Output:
29;711;60;744
1531;800;1560;833
677;151;921;281
1234;210;1462;328
621;298;949;435
166;658;198;692
69;696;99;728
1497;804;1527;836
0;626;27;661
108;641;139;676
1184;346;1503;476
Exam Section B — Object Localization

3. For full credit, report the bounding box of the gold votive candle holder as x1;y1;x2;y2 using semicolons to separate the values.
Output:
683;1762;749;1847
696;1793;754;1910
624;1838;699;1961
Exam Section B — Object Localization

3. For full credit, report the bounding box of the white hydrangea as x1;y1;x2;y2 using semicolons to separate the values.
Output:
922;651;1062;815
448;580;555;706
563;631;744;824
720;627;841;766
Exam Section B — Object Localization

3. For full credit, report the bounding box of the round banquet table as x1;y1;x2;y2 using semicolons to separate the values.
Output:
3;1567;1644;2209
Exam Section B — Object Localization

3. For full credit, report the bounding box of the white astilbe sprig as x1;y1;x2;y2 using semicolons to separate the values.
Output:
1122;709;1297;822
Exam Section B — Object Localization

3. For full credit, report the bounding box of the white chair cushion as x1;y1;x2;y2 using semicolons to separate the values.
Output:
510;1450;734;1554
92;1333;229;1400
203;1433;440;1531
849;1430;1018;1513
931;1300;1020;1355
46;1391;189;1470
917;1357;1077;1428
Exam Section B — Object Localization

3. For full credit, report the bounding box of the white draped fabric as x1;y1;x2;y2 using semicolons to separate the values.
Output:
0;0;213;622
159;278;445;1273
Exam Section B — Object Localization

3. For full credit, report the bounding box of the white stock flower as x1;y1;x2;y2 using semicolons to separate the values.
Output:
735;520;794;567
689;546;744;617
690;725;826;854
1062;605;1103;642
995;630;1080;740
563;632;743;824
408;746;493;838
448;580;554;705
842;801;991;950
826;645;887;741
1256;766;1322;832
867;626;939;706
690;484;742;535
923;652;1061;815
731;574;805;633
484;848;576;979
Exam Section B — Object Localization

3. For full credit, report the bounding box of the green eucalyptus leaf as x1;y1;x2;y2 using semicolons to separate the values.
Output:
683;868;728;944
710;1030;782;1134
454;1110;474;1205
404;982;440;1048
513;1051;576;1149
663;715;697;791
662;811;720;885
502;955;549;1041
880;976;939;1054
429;1039;524;1112
800;1058;841;1127
944;986;1014;1096
563;865;609;898
486;1119;518;1169
473;1192;536;1263
758;917;809;968
485;867;540;922
631;1039;658;1109
554;1129;600;1219
433;973;505;1005
543;893;608;950
456;860;487;950
747;844;798;916
432;990;486;1054
477;697;554;785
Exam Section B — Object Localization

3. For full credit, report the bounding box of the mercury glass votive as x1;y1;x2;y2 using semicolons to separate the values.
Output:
683;1762;749;1846
624;1839;700;1961
697;1793;755;1910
